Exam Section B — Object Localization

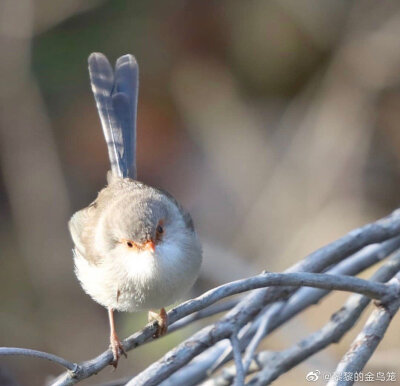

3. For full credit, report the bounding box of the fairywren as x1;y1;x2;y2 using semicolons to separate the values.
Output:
68;53;202;367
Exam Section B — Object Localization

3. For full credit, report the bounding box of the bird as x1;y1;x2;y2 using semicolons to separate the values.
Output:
68;53;202;367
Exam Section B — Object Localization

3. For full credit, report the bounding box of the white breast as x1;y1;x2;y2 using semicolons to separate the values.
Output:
74;232;202;312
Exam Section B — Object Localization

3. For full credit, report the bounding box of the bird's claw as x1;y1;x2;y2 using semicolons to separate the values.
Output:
148;308;168;338
110;334;127;369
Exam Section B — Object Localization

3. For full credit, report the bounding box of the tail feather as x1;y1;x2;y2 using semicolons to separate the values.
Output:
113;54;138;179
88;52;138;179
112;92;136;178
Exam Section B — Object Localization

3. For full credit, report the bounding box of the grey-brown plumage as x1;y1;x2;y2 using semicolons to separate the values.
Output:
69;53;202;367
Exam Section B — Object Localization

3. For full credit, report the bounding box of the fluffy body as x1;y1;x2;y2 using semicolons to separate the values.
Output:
69;175;202;312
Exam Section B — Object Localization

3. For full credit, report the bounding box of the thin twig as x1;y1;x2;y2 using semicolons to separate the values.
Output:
170;271;394;320
246;255;400;385
230;333;244;386
328;273;400;386
206;317;253;376
242;302;284;375
0;347;79;372
168;299;240;334
205;303;280;378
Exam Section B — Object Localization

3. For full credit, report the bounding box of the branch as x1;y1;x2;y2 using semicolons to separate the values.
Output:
168;299;240;334
241;302;285;375
211;253;400;385
0;348;79;372
229;333;244;386
278;236;400;324
207;314;255;375
328;274;400;386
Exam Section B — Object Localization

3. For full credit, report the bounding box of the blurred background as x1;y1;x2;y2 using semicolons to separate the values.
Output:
1;0;400;385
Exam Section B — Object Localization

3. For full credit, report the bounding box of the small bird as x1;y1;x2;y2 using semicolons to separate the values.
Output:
68;53;202;367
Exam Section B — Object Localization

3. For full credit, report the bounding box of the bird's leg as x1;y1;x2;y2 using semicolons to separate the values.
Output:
108;307;127;368
148;308;168;338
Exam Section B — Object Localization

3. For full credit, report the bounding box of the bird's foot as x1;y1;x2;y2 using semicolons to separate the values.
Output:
109;333;127;369
148;308;168;338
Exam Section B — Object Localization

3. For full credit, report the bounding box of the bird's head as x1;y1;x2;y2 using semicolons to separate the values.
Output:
96;188;190;259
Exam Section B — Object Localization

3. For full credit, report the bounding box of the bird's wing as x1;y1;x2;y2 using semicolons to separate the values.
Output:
68;205;95;256
88;53;139;179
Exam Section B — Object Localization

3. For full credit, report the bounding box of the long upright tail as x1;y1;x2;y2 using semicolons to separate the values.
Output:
88;53;139;179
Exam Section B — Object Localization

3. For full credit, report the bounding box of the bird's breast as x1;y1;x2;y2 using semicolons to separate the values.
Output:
74;234;202;312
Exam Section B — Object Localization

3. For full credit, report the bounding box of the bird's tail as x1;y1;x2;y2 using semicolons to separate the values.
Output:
88;52;139;179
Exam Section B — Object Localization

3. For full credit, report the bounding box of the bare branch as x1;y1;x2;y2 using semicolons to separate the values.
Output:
328;274;400;386
247;295;370;385
212;252;400;385
230;333;244;386
252;255;400;384
207;316;253;375
162;341;233;386
242;302;285;375
280;236;400;324
0;347;79;372
168;299;240;334
167;270;394;328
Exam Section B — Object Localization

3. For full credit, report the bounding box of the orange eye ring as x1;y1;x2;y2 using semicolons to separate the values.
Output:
121;239;137;249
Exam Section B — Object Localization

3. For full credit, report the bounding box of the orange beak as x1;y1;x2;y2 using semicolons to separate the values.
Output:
144;240;156;252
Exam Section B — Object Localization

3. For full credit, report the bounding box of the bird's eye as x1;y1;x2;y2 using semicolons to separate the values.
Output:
126;241;134;248
156;225;164;234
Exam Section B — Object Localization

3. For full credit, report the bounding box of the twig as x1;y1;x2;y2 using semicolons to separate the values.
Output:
168;299;240;334
242;302;284;375
246;255;400;385
0;347;79;372
230;333;244;386
207;315;254;376
170;271;394;320
205;303;281;378
247;296;369;385
328;274;400;386
282;236;400;322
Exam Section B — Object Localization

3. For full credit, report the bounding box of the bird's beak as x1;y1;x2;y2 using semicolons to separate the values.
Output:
144;240;156;252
